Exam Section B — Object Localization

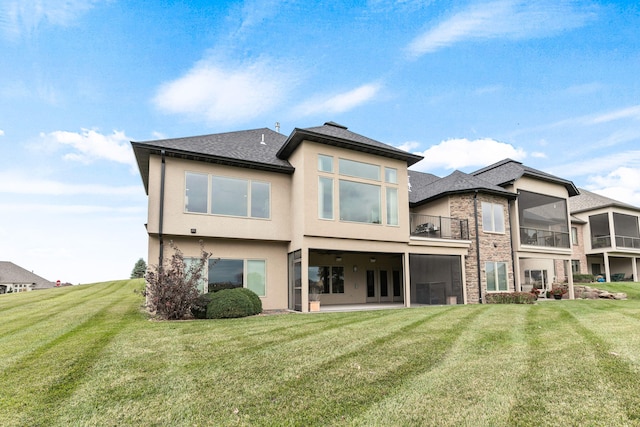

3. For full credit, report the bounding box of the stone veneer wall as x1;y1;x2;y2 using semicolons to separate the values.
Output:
571;223;589;274
449;193;515;303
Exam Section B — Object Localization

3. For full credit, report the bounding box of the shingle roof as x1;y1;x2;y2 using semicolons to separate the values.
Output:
570;188;640;214
472;159;579;196
277;122;424;166
0;261;54;289
132;128;293;193
409;170;516;206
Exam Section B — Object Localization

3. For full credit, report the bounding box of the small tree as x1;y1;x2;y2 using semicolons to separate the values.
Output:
145;241;211;320
131;258;147;279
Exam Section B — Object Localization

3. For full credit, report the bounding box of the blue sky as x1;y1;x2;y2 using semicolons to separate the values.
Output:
1;0;639;284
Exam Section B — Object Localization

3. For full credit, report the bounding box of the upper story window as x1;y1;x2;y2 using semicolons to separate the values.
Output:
185;172;270;219
318;154;333;172
339;180;381;223
518;190;569;248
385;167;397;184
482;202;505;233
339;158;380;181
571;227;578;245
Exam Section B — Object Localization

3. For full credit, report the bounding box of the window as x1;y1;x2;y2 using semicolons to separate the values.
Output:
318;177;333;219
482;202;505;233
185;172;208;213
571;227;578;245
185;173;270;219
318;154;333;172
339;158;380;180
339;180;380;223
571;260;580;274
208;258;266;296
386;187;398;226
308;266;344;294
518;191;569;248
385;167;397;184
486;262;508;292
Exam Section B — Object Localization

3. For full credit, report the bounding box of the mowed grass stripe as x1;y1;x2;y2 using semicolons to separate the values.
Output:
351;304;529;426
0;281;143;426
506;304;631;426
0;280;142;369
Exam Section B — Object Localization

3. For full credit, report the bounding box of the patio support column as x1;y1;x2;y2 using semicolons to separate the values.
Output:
632;257;638;282
301;248;309;313
403;252;411;308
566;259;575;300
603;252;611;282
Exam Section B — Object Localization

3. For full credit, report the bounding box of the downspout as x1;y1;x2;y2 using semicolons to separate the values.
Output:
158;150;166;269
473;191;482;303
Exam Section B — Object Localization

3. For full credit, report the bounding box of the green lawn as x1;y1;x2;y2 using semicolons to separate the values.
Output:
2;280;640;426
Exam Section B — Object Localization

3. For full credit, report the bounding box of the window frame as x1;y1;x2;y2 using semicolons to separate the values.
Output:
486;261;508;292
308;265;345;294
482;202;505;234
207;257;267;297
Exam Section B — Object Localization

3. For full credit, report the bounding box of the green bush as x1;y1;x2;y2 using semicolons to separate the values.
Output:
485;292;536;304
573;274;595;283
234;287;262;315
206;288;255;319
191;293;214;319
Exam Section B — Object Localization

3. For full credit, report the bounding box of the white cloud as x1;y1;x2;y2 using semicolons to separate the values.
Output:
0;129;4;136
410;137;526;171
406;0;597;57
39;128;136;167
153;57;295;125
549;150;640;178
585;167;640;207
1;0;103;40
295;83;382;116
395;140;421;153
0;171;140;196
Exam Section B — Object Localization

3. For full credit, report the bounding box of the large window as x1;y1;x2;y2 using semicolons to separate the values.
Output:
482;202;505;233
386;187;398;226
308;266;344;294
486;262;508;292
518;191;569;248
185;172;208;213
184;173;270;219
339;158;380;180
208;258;266;296
589;213;611;248
318;177;333;220
339;180;380;223
613;213;640;248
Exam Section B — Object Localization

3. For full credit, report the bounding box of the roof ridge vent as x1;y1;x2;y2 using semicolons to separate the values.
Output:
324;121;347;129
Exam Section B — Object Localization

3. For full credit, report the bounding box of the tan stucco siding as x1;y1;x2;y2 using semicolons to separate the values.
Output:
146;155;292;242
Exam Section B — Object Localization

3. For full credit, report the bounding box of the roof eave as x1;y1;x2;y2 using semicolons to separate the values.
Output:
277;128;424;166
410;188;517;208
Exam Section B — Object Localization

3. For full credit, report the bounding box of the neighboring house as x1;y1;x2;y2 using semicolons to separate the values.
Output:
0;261;54;294
131;124;587;311
569;188;640;282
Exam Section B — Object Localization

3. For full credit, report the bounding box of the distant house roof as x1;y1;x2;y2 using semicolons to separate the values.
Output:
409;170;516;206
277;122;424;166
132;122;423;194
570;188;640;214
472;159;579;197
0;261;54;290
131;128;293;193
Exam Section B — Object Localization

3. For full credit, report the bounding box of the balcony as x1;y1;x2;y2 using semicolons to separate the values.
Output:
615;235;640;249
521;227;570;248
410;214;469;240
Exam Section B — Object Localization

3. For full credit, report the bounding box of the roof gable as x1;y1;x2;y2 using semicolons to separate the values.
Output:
472;158;579;196
276;122;424;166
570;188;640;214
409;169;516;206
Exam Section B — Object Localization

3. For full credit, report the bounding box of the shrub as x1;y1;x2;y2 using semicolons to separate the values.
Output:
191;293;214;319
208;282;237;293
485;292;536;304
145;241;211;320
235;287;262;315
573;274;595;283
206;288;255;319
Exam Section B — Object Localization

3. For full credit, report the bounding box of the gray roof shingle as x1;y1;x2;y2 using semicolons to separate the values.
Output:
277;122;424;166
0;261;54;289
472;159;579;196
409;170;516;206
570;188;640;214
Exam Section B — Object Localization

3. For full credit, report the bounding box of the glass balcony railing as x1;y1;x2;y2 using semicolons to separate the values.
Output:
410;214;469;240
521;227;570;248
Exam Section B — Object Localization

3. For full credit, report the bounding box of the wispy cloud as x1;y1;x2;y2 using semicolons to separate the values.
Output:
0;0;103;40
294;83;382;116
37;128;136;167
0;171;140;196
406;0;597;57
153;57;296;125
410;137;526;172
586;166;640;207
